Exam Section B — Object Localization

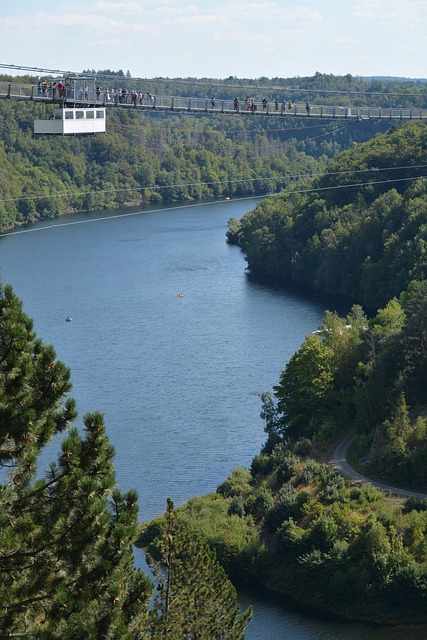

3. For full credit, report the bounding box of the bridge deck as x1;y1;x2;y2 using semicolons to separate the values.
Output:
1;81;426;121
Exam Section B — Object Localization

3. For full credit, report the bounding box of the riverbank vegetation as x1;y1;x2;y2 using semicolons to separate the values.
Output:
147;462;427;624
225;121;427;490
228;121;427;309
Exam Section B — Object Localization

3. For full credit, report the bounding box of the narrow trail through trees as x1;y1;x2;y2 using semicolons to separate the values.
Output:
327;431;427;498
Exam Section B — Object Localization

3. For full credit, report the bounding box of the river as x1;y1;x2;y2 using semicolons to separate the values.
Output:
0;199;425;640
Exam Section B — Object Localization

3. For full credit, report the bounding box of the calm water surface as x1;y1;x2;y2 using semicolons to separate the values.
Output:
0;199;425;640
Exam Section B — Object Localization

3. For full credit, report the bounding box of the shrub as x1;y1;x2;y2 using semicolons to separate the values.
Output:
298;459;322;485
228;495;246;517
244;486;274;521
293;437;313;457
321;473;347;503
250;453;272;477
277;517;305;549
265;485;309;532
403;497;427;514
217;467;252;498
271;447;299;483
307;513;340;551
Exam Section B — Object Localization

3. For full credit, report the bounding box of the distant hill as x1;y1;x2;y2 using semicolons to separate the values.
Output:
362;76;427;83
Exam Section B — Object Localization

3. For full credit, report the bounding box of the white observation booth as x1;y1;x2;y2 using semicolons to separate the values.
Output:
34;107;106;135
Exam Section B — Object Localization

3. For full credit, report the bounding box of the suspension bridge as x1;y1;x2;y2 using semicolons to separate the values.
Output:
1;79;426;121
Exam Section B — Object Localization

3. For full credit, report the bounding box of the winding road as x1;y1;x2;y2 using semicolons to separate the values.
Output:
326;431;427;499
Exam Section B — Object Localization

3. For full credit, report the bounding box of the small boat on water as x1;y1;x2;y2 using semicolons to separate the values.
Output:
178;292;184;297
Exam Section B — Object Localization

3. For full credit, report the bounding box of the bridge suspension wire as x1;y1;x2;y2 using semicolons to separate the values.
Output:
1;164;426;206
0;199;261;237
128;117;349;136
0;63;73;76
1;174;426;238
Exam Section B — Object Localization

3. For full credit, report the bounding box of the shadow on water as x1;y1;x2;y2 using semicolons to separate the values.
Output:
245;271;353;318
238;581;427;640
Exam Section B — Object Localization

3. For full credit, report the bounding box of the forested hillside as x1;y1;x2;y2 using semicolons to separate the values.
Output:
0;71;402;234
230;121;427;308
0;99;321;232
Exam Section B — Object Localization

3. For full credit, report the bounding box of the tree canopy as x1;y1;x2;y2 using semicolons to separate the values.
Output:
233;121;427;308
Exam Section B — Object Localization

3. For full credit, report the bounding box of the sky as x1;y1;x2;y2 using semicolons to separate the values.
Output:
1;0;426;80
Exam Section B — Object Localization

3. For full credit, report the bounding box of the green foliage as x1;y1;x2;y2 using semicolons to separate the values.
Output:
403;497;427;514
244;486;274;521
216;467;252;498
204;449;427;622
254;276;427;486
0;97;333;232
145;499;252;639
146;493;266;580
236;121;427;309
274;335;336;438
226;217;241;244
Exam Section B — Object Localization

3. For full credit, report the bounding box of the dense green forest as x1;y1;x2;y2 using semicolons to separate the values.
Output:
128;86;427;624
141;118;427;624
228;121;427;309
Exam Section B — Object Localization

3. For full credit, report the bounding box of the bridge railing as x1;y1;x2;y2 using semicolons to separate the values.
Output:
1;81;426;120
0;81;35;99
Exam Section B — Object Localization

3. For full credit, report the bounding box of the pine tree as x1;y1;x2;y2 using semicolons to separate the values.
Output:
0;284;151;637
147;499;252;640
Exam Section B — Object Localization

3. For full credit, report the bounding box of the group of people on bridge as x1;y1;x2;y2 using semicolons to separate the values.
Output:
232;96;310;114
34;80;313;115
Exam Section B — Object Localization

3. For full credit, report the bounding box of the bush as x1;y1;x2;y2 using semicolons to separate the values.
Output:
250;453;272;476
277;517;305;549
217;467;252;498
403;496;427;513
293;437;313;457
298;459;322;485
321;473;347;503
307;513;340;551
228;495;246;518
313;417;338;443
270;447;299;483
265;485;309;532
244;486;274;521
